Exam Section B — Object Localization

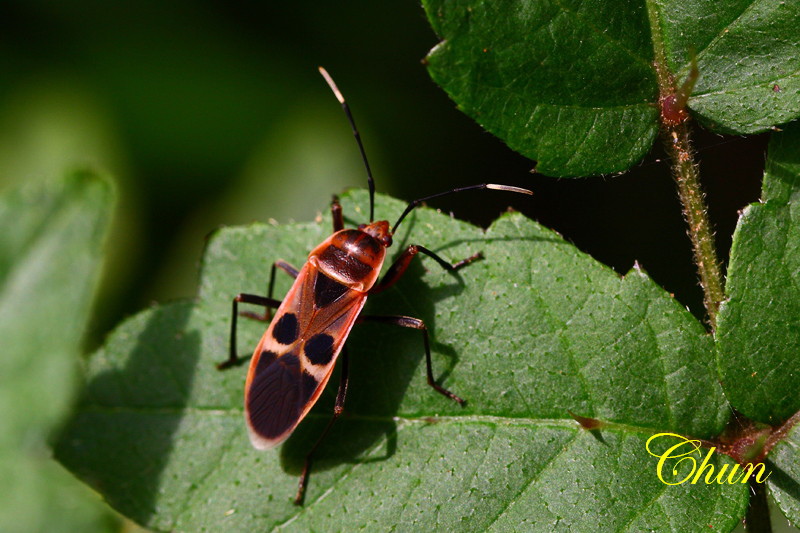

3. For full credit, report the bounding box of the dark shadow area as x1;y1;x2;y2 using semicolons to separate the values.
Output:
587;429;608;445
54;302;199;526
282;413;399;477
766;460;800;501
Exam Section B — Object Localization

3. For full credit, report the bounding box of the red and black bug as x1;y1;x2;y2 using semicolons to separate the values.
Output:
217;67;532;505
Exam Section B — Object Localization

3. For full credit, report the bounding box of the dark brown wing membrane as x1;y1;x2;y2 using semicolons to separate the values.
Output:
246;351;318;443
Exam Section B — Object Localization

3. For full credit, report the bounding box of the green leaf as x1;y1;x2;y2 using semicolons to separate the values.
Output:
672;0;800;134
717;122;800;424
422;0;659;177
422;0;800;177
0;171;117;533
716;122;800;528
767;423;800;526
762;121;800;204
56;191;747;531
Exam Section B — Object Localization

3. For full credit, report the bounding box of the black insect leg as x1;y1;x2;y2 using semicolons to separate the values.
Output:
331;195;344;232
359;315;465;405
238;260;299;322
269;260;300;297
295;347;350;505
217;293;283;370
370;244;482;295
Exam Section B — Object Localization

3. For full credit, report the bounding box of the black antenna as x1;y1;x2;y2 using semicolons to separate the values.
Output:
392;183;533;233
319;67;376;222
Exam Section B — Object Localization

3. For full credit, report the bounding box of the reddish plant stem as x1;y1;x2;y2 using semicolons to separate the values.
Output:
660;120;725;329
647;3;724;329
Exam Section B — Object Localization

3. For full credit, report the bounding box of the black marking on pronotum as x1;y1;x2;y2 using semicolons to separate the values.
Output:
305;333;335;365
273;313;299;344
318;246;373;280
346;229;382;255
313;272;350;308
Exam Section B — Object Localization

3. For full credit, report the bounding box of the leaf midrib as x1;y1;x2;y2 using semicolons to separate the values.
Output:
76;404;679;438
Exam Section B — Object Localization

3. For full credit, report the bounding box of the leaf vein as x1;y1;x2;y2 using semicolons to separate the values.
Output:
691;0;768;71
485;430;582;529
549;0;654;70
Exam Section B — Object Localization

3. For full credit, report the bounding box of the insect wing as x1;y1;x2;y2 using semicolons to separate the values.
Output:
244;264;366;449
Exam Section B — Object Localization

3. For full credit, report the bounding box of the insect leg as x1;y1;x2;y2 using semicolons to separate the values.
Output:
217;293;283;370
269;261;300;299
295;347;350;505
359;315;465;405
331;195;344;232
238;260;299;322
370;244;482;295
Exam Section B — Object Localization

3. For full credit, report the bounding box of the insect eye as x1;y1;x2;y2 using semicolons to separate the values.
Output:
383;235;392;247
357;224;367;231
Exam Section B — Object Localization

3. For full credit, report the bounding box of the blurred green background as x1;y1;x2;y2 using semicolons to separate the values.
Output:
0;0;767;346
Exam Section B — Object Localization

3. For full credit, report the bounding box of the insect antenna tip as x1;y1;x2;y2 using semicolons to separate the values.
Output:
486;184;533;196
318;66;346;105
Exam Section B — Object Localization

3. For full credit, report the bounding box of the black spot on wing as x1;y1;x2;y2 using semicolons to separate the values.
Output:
247;352;319;440
256;350;278;374
314;272;350;308
272;312;299;344
302;371;319;404
305;333;335;365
